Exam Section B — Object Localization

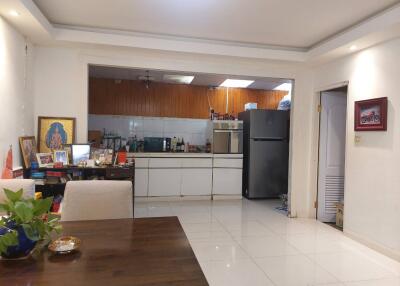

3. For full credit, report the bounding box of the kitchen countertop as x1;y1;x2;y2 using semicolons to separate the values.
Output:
129;153;243;158
129;152;213;158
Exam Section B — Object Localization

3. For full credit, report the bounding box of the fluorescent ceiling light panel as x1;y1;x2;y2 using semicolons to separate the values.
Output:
9;10;20;17
274;83;292;91
220;79;254;88
164;75;194;84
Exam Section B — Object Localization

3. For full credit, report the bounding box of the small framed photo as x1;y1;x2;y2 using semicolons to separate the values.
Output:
36;153;54;167
19;136;38;169
54;150;69;165
354;97;387;131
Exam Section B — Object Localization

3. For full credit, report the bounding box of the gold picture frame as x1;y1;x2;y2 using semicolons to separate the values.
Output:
19;136;38;169
38;116;76;153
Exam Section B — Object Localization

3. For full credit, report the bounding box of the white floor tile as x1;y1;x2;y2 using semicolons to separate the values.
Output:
255;254;339;286
235;235;300;258
200;259;274;286
344;277;400;286
191;240;249;263
309;251;396;282
134;199;400;286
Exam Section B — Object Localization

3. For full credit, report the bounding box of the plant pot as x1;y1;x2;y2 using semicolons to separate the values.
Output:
0;224;37;259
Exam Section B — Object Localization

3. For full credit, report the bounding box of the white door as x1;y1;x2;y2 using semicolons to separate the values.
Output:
318;91;347;222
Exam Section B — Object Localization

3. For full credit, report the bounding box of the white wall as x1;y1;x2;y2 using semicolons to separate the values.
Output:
313;37;400;260
0;16;34;169
32;44;315;218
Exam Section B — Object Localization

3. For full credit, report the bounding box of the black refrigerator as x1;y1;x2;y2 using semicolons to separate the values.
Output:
239;110;289;199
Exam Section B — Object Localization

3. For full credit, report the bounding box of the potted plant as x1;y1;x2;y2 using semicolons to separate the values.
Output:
0;189;62;259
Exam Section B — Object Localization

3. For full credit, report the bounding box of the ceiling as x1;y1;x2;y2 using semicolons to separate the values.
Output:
89;65;291;90
33;0;399;49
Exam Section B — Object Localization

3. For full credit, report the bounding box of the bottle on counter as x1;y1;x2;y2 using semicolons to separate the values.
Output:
181;138;185;152
172;137;177;152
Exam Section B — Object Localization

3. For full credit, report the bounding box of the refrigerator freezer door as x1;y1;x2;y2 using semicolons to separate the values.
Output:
246;139;289;199
250;110;289;139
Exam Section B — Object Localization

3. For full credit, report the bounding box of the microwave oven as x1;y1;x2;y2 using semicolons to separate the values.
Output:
144;137;171;152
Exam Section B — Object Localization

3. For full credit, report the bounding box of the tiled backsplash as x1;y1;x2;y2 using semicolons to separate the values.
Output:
88;114;211;145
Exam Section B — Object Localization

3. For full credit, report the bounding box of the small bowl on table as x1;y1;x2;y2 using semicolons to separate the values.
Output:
48;236;81;255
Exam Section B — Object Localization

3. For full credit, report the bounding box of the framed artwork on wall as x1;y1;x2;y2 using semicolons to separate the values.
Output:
354;97;387;131
19;136;38;169
38;117;76;153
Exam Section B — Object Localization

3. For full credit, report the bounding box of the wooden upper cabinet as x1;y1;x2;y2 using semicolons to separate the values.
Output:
89;78;287;119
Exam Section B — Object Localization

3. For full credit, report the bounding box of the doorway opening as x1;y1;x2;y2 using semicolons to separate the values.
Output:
317;85;348;231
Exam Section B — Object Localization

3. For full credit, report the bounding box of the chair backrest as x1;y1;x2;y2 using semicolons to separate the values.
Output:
0;179;35;215
61;180;133;221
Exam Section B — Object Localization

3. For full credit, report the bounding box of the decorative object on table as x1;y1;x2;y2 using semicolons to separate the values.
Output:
354;97;388;131
38;116;76;153
1;146;13;179
71;144;91;165
36;153;54;168
19;136;38;169
0;189;61;259
62;144;72;164
48;236;80;254
54;150;68;165
90;148;113;165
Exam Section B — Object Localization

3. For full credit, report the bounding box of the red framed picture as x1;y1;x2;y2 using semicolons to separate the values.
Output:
354;97;387;131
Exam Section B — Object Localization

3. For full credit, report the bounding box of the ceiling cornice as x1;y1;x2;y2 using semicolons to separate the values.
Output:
5;0;400;64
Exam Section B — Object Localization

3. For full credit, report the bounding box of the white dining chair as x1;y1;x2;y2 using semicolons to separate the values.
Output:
0;179;35;215
60;180;133;221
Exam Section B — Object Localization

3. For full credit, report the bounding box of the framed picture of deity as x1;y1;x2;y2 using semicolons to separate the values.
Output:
19;136;38;169
38;116;76;153
354;97;387;131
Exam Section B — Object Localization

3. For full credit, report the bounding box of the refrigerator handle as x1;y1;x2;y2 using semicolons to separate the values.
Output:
253;137;286;141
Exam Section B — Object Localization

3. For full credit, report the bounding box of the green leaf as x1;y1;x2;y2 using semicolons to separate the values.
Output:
3;188;23;202
14;202;34;223
21;224;39;241
33;197;53;216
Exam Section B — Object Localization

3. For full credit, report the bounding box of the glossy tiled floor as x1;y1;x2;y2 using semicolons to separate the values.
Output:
135;199;400;286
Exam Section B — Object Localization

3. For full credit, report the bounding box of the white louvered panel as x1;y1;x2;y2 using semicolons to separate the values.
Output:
325;176;344;214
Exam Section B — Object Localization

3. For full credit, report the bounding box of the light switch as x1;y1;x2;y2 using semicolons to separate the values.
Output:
354;135;361;143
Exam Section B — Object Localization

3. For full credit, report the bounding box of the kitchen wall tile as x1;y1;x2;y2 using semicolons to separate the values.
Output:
89;114;211;144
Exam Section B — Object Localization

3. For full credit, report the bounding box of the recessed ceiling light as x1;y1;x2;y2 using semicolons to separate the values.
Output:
163;75;194;84
350;45;357;51
220;79;254;88
273;83;292;91
9;10;20;17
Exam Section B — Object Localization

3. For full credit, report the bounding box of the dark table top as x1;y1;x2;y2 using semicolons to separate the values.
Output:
0;217;208;286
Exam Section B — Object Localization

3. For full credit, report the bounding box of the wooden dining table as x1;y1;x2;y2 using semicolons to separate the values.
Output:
0;217;209;286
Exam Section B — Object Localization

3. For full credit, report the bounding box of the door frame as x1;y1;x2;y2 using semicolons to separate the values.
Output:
309;81;349;219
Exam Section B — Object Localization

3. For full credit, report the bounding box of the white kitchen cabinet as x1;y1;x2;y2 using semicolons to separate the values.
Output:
181;169;212;196
134;168;149;197
148;169;181;196
212;168;242;195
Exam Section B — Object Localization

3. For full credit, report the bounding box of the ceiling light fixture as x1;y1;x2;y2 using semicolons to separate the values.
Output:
350;45;357;51
163;75;194;84
9;10;20;17
273;83;292;91
220;79;254;88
